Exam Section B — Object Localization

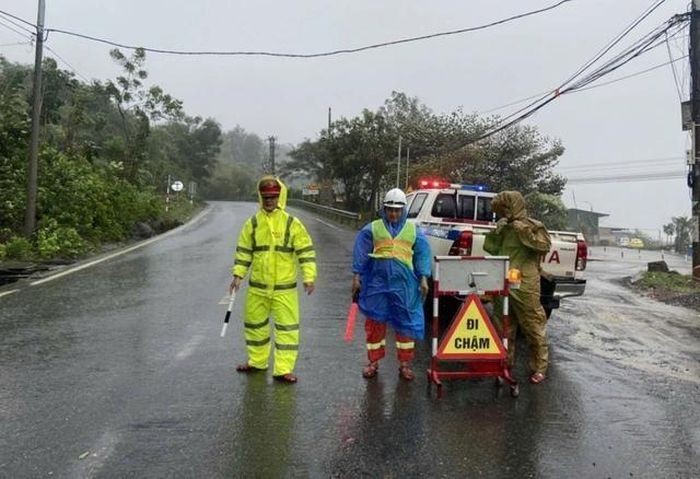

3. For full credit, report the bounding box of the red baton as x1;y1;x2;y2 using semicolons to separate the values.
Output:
344;291;360;343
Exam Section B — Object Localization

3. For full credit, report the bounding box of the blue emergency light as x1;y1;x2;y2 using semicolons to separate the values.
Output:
460;184;489;192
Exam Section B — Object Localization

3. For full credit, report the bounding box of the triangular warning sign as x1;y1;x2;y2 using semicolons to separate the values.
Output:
437;294;506;360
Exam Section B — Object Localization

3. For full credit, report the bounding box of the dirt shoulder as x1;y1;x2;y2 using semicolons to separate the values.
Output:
617;271;700;313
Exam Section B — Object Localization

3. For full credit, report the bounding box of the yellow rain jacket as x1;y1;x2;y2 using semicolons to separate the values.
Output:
231;177;317;375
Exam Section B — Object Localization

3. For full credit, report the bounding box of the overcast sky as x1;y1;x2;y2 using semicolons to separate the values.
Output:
0;0;693;235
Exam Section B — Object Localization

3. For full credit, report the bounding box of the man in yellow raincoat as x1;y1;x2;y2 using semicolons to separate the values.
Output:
229;176;316;384
484;191;551;384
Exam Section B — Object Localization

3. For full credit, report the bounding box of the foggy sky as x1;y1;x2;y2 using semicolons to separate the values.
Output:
0;0;692;235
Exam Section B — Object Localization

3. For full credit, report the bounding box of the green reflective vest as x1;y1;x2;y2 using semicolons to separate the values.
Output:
369;219;416;270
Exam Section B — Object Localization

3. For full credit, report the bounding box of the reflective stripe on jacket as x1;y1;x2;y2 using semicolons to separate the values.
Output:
231;177;317;292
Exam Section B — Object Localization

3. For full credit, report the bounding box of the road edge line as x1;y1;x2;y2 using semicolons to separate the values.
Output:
29;206;212;287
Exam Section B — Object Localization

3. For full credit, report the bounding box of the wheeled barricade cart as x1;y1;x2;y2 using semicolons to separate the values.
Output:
427;255;519;398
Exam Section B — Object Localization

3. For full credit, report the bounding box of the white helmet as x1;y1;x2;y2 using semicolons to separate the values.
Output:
383;188;407;209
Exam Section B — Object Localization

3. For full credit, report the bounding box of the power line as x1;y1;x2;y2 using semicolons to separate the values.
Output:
486;0;671;128
480;54;688;115
465;12;690;146
567;171;688;184
557;156;684;171
0;9;36;29
0;41;31;47
0;17;33;41
664;30;685;101
44;44;89;82
3;1;577;58
574;54;688;93
0;11;36;36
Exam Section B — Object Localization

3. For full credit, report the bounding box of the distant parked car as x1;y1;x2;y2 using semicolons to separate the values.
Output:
629;238;644;249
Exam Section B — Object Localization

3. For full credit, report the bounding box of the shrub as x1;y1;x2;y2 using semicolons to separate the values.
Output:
36;219;89;259
4;236;32;260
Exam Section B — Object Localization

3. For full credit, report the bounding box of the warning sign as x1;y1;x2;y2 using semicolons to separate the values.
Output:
437;294;505;360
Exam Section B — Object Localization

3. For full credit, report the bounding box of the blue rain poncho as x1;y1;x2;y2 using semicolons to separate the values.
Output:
352;210;432;339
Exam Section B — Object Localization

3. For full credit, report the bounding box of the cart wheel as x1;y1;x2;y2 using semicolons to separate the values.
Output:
510;384;520;398
494;377;504;387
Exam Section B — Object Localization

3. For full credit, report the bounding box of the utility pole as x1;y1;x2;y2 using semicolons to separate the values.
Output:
23;0;46;237
396;135;402;188
690;0;700;279
268;136;276;176
405;147;410;190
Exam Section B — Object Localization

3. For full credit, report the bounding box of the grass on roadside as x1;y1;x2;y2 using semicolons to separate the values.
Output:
635;271;700;294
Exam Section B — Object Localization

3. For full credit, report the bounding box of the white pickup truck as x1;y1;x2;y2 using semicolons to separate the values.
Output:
405;181;587;317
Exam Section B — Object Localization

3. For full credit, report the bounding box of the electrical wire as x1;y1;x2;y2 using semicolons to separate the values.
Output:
567;171;687;184
557;156;684;171
465;13;691;146
0;9;36;29
480;54;688;115
573;54;688;93
0;41;31;48
3;2;577;58
664;30;685;101
44;44;90;82
484;0;671;130
0;17;33;41
0;11;36;36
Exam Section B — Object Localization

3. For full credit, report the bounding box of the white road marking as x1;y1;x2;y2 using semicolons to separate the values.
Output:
30;208;211;287
0;289;19;299
314;217;341;230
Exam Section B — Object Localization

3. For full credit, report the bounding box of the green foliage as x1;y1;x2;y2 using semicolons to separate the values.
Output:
287;91;566;211
637;271;700;294
671;216;692;254
524;192;568;230
0;86;31;232
203;161;257;200
37;149;159;243
37;219;89;259
0;50;221;262
4;236;32;260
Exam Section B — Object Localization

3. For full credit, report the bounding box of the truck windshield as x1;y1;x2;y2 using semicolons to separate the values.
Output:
407;193;427;218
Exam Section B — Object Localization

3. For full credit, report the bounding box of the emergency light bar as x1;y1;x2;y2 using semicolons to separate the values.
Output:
418;178;489;192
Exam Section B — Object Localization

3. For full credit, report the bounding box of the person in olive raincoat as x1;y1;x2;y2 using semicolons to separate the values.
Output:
229;176;317;384
484;191;552;384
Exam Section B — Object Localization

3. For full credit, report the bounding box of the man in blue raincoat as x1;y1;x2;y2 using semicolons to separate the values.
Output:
351;188;432;381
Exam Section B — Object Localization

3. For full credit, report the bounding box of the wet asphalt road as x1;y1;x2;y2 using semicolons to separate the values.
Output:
1;202;698;478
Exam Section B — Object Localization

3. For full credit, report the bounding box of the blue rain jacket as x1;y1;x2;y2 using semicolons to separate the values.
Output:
352;209;432;339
